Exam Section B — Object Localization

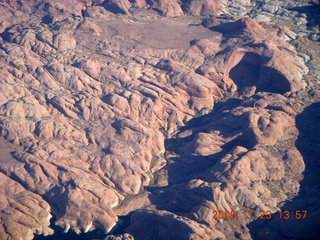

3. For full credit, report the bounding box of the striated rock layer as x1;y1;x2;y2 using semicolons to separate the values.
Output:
0;0;320;239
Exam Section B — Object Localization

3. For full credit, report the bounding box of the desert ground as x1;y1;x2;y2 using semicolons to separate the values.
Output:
0;0;320;239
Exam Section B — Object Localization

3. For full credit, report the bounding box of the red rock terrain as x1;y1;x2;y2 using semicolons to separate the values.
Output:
0;0;320;239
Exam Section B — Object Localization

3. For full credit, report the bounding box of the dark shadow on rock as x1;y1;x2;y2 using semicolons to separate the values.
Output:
163;134;256;186
162;97;260;185
0;28;13;42
111;208;201;240
125;210;198;240
43;184;71;219
248;102;320;239
101;94;113;105
38;182;131;239
228;52;291;95
257;66;291;94
230;52;261;89
177;97;244;131
111;119;122;135
101;0;127;14
146;99;320;239
289;4;320;31
110;213;133;236
33;215;107;240
71;61;81;68
206;18;248;36
140;98;262;239
41;14;53;24
147;185;215;214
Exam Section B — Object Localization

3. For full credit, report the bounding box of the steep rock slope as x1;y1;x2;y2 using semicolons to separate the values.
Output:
0;0;319;239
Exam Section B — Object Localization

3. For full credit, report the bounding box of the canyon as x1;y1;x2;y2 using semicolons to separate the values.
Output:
0;0;320;239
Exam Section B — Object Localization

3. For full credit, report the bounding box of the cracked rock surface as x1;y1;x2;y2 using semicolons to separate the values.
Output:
0;0;320;239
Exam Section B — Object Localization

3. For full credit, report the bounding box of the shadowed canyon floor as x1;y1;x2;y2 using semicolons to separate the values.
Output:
0;0;320;239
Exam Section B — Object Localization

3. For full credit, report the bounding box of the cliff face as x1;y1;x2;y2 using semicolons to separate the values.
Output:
0;0;319;239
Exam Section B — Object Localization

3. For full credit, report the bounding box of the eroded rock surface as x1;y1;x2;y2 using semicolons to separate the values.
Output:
0;0;319;239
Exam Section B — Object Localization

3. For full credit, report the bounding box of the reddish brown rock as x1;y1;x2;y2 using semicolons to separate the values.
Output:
183;0;224;16
199;17;308;95
0;1;319;239
126;210;225;240
103;0;132;15
0;172;53;240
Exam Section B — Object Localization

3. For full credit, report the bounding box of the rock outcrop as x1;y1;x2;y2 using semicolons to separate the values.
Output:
0;0;319;239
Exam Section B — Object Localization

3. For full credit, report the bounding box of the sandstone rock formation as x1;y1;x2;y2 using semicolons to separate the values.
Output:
0;0;319;240
182;0;224;16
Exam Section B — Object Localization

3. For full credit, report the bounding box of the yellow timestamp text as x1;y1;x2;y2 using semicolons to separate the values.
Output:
212;210;308;220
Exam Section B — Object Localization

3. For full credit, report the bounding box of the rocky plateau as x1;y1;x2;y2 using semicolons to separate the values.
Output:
0;0;320;239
